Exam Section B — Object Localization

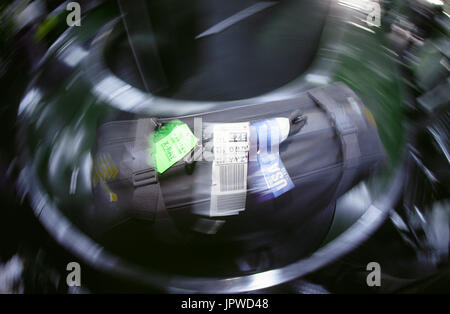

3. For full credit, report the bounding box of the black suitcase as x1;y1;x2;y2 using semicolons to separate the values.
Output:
92;82;386;274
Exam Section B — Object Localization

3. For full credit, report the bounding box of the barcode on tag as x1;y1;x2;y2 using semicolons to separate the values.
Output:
210;163;248;215
219;163;246;192
210;122;250;216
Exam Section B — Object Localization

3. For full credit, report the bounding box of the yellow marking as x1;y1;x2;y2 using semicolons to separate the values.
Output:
101;180;118;202
105;154;118;178
92;153;119;202
101;154;113;179
94;163;104;181
96;157;106;180
100;157;109;179
363;107;377;128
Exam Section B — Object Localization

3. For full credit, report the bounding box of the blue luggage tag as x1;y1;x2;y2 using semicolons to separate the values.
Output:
252;118;294;200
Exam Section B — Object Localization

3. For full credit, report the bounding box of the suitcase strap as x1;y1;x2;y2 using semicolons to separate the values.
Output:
308;87;361;197
129;118;160;220
127;119;184;239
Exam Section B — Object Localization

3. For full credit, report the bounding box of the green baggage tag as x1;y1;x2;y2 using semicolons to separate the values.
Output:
151;120;197;174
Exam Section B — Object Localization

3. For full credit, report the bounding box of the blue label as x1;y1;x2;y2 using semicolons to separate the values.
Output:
252;119;294;200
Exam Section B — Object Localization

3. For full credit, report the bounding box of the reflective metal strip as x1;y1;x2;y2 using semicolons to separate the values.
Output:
196;2;278;39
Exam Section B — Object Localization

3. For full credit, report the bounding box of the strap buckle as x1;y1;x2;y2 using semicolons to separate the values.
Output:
132;168;157;187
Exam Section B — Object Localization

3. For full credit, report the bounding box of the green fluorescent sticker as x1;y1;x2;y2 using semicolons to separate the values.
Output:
151;120;198;174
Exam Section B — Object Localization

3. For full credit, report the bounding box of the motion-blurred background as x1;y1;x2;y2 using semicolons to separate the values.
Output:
0;0;448;293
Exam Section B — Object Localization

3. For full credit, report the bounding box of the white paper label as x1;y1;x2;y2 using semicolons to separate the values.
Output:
210;122;250;216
